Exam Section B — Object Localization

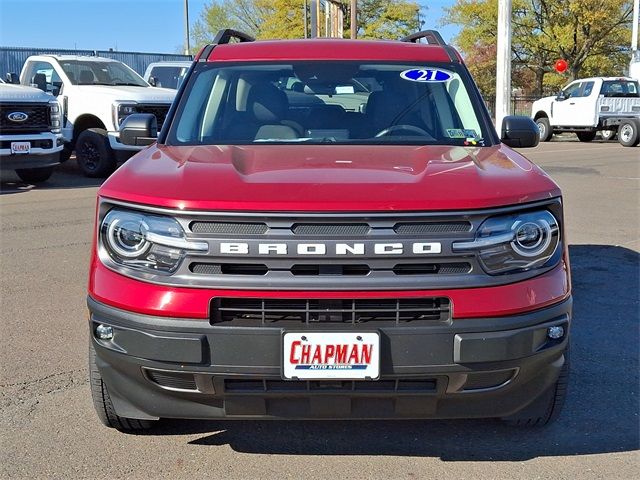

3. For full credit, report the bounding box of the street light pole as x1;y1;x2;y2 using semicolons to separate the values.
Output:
632;0;639;52
495;0;512;132
183;0;190;55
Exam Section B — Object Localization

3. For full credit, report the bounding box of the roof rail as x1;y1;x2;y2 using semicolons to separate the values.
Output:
212;29;255;45
400;30;447;46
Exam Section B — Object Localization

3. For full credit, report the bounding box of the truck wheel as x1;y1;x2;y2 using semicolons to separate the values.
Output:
535;118;553;142
76;128;117;177
576;131;596;142
618;120;640;147
600;130;616;141
89;342;155;431
15;166;54;184
502;349;569;427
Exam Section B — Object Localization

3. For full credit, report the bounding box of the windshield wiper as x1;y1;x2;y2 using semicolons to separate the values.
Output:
113;82;146;87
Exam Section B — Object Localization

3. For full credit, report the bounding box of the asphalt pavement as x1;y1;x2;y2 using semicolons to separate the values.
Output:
1;139;638;479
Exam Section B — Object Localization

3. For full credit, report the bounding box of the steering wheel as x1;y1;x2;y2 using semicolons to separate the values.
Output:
374;124;431;138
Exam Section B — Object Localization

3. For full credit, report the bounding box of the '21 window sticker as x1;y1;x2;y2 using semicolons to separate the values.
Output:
400;68;452;83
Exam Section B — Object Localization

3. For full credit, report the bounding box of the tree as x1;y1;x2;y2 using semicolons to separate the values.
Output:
443;0;634;96
192;0;422;49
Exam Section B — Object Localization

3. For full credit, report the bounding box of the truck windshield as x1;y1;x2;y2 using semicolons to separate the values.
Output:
59;60;148;87
167;61;491;146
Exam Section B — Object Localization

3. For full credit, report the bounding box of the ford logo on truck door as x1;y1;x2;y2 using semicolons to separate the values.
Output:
7;111;29;122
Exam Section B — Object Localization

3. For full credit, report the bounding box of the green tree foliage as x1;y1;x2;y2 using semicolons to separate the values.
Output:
192;0;422;48
443;0;634;96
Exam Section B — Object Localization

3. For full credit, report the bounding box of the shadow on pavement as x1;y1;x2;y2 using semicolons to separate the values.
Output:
0;158;104;194
133;244;640;461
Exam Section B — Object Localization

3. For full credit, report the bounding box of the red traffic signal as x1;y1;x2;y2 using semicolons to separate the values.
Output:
554;60;568;74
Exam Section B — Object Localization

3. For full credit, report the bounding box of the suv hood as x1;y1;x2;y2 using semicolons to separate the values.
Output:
100;144;561;211
70;85;175;102
0;83;54;102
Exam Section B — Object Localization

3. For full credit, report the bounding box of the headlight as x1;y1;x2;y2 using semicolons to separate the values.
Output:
100;209;207;273
49;100;61;133
112;102;137;129
453;210;560;275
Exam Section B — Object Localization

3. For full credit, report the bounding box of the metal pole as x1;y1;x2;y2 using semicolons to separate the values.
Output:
183;0;190;55
495;0;512;132
632;0;639;51
351;0;357;39
304;0;308;39
310;0;318;38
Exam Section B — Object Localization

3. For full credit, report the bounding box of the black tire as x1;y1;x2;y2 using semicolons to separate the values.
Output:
618;119;640;147
536;117;553;142
15;166;54;183
502;349;569;427
576;131;596;142
59;144;73;163
76;128;116;177
600;130;616;141
89;342;155;431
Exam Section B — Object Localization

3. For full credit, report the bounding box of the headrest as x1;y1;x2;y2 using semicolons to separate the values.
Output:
248;83;288;122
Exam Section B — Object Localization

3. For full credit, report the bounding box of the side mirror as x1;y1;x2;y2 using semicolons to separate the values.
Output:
5;72;19;84
119;114;158;146
148;76;157;87
501;115;540;148
555;90;566;101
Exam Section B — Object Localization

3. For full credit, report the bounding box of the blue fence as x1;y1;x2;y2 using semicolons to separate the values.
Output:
0;47;192;77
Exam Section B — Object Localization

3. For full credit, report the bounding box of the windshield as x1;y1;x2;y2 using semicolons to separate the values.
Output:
167;61;491;146
60;60;148;87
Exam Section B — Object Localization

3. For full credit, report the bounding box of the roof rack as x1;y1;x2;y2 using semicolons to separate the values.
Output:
400;30;447;46
212;29;255;45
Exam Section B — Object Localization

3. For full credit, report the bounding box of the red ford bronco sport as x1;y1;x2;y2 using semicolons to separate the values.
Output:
88;30;571;431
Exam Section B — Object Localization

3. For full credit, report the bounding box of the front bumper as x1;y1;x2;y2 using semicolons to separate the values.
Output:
88;295;571;420
0;132;63;170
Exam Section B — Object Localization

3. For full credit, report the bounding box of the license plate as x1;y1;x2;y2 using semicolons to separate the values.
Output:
283;331;380;380
11;142;31;154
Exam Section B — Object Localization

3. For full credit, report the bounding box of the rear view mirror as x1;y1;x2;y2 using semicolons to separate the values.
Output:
148;76;157;87
555;90;566;101
501;115;540;148
5;72;19;84
119;114;158;146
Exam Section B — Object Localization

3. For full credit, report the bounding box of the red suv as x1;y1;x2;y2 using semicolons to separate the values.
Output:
88;30;571;431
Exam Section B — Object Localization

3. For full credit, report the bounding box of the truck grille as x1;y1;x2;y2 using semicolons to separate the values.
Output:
0;103;50;134
211;297;451;326
136;104;170;129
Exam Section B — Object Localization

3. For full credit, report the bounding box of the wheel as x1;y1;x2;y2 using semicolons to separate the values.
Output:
59;144;73;163
576;131;596;142
618;119;640;147
502;349;569;427
76;128;116;177
15;166;54;183
89;341;155;431
535;117;553;142
600;130;616;141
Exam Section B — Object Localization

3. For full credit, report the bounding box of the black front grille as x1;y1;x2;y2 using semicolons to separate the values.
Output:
136;104;170;129
190;221;268;235
145;370;197;391
292;224;371;236
211;297;451;326
394;221;472;234
224;378;437;393
0;103;50;133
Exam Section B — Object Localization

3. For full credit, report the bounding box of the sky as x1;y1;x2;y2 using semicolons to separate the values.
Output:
0;0;460;53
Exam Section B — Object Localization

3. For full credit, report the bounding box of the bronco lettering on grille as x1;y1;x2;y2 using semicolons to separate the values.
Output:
217;242;442;256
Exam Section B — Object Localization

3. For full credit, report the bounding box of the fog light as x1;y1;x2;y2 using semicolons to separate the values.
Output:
547;325;564;339
96;324;113;340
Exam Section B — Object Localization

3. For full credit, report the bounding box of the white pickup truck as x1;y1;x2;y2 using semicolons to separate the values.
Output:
13;55;176;176
531;77;640;147
0;78;63;183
